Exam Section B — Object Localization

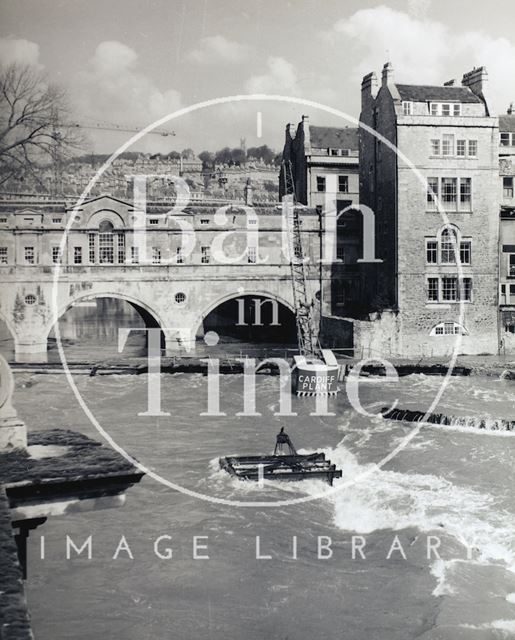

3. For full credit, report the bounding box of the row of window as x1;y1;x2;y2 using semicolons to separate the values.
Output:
427;276;472;302
0;244;260;265
427;177;472;211
149;218;224;226
139;246;258;265
426;229;471;265
402;101;463;117
430;137;477;158
329;148;351;157
0;216;63;224
15;246;85;264
316;175;349;193
0;216;263;228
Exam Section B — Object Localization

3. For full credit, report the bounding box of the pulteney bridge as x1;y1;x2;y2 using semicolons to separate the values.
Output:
0;195;324;362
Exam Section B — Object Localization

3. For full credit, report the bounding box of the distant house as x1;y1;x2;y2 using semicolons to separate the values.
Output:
279;116;359;210
279;116;362;322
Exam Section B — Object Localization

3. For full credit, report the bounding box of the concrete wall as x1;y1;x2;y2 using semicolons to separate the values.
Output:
353;311;401;358
319;315;354;354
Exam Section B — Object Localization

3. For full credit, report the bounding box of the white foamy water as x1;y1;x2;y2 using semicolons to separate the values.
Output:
12;370;515;640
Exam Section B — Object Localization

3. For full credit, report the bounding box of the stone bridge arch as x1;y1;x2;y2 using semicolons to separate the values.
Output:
6;274;310;362
45;291;167;359
45;291;167;342
194;289;297;347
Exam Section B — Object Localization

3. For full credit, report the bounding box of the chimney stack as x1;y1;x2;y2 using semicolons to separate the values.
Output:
462;66;490;115
361;71;378;112
381;62;394;87
301;115;311;153
508;103;514;115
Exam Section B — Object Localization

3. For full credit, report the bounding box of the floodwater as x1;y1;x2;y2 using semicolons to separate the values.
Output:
12;366;515;640
45;298;298;362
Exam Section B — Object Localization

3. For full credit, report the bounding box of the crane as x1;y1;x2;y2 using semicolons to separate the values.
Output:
49;119;176;195
68;120;176;137
282;159;321;358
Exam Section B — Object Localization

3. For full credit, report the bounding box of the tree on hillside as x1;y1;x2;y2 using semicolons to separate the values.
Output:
214;147;247;166
181;148;196;160
229;148;246;166
0;63;84;189
247;144;275;165
214;146;232;165
198;150;215;170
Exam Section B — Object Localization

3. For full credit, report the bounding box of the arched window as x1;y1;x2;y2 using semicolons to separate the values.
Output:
430;321;468;336
99;220;114;264
440;228;457;264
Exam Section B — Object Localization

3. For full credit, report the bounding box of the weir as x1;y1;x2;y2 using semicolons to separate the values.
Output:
381;407;515;432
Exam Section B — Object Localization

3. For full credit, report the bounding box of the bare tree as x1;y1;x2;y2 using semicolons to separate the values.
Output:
0;63;84;191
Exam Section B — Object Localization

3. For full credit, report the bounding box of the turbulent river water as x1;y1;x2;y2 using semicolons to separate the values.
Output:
13;366;515;640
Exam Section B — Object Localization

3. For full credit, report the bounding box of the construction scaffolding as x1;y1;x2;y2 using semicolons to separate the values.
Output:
281;159;321;358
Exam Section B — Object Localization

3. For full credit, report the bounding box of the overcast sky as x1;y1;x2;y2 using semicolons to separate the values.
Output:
2;0;515;155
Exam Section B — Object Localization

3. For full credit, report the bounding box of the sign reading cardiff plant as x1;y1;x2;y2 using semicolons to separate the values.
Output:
293;353;340;396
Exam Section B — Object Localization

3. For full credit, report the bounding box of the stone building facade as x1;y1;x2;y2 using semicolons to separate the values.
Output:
279;116;362;323
358;63;500;357
279;116;359;210
499;108;515;352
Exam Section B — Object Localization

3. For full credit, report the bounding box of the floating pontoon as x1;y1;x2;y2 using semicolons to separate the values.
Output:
219;429;342;485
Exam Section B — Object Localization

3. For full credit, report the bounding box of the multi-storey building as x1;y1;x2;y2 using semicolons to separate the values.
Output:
279;115;359;209
499;107;515;351
279;116;362;321
358;63;499;356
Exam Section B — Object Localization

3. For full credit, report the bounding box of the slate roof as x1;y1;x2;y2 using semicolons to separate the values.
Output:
499;115;515;133
395;84;482;104
309;126;359;150
0;428;144;640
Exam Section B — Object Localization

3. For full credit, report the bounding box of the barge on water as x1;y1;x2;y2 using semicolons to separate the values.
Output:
219;428;342;486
